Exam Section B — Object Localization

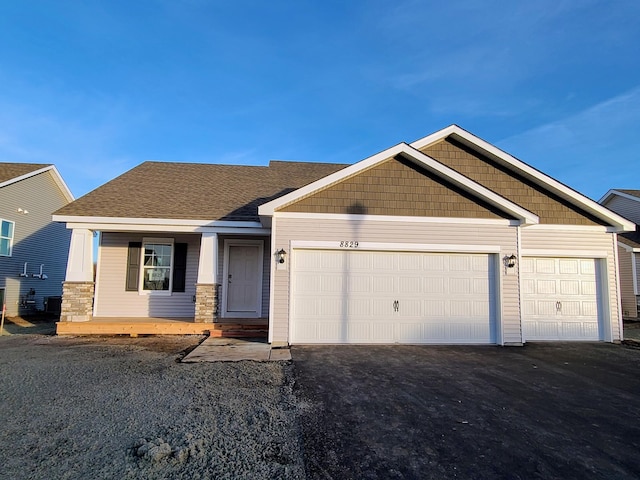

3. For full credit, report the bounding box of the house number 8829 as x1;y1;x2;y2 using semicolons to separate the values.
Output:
339;241;359;248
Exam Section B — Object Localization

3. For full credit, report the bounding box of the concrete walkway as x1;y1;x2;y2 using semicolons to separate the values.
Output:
182;337;291;362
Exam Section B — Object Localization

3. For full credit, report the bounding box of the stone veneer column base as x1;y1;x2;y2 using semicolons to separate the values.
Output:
195;283;219;323
60;281;95;322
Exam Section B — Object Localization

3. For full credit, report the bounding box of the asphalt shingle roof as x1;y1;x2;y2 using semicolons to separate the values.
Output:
0;163;51;184
54;160;348;221
618;189;640;198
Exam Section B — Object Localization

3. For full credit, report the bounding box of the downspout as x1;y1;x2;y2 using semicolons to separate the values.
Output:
267;216;276;345
516;224;523;345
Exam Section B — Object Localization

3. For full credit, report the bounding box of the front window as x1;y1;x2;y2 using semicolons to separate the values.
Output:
141;240;173;291
0;219;14;256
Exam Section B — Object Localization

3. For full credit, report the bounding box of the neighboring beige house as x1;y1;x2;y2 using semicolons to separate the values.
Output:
599;190;640;319
53;125;634;344
0;163;74;316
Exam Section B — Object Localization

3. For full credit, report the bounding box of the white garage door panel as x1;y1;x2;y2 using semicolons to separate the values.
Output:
522;257;601;341
291;250;496;344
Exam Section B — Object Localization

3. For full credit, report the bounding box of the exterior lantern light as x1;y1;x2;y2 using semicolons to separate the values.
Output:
506;254;517;268
276;248;287;264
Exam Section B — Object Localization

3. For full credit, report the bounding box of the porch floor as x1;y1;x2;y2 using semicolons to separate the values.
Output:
55;317;269;337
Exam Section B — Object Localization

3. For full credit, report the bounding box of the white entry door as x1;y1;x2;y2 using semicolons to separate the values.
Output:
521;257;602;341
224;241;263;317
291;249;497;344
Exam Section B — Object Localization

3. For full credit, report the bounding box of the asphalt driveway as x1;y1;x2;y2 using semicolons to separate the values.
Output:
292;343;640;480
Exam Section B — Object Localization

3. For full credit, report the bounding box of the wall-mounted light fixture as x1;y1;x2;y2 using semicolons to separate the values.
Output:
276;248;287;264
506;254;517;268
17;208;28;214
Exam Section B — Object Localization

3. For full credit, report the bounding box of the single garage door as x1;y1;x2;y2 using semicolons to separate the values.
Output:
291;249;497;344
521;257;602;341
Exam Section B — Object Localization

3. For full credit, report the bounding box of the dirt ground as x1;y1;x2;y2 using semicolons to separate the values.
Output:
0;333;305;480
293;343;640;480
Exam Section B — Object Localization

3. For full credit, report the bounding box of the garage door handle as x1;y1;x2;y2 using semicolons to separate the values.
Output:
393;300;399;312
556;301;562;312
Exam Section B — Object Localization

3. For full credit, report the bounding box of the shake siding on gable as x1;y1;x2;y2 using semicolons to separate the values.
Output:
520;228;621;339
280;156;510;219
617;246;637;318
271;217;520;344
422;139;607;226
0;171;71;315
95;232;200;317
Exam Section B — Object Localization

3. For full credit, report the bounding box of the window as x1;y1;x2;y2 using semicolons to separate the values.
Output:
126;238;188;294
142;241;173;291
0;219;14;256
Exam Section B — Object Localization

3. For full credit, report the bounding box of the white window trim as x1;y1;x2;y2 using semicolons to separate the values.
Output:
0;218;15;257
139;237;175;295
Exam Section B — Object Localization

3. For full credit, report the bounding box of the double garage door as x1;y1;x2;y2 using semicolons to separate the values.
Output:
291;249;497;344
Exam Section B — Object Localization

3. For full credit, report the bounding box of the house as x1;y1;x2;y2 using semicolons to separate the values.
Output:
53;125;634;344
0;163;74;317
598;189;640;319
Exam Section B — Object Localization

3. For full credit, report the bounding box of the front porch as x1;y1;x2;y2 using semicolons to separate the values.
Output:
55;317;269;337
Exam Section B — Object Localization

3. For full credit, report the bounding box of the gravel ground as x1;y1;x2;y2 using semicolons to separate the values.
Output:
0;334;304;480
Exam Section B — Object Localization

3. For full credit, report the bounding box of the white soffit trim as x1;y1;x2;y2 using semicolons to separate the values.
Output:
1;165;75;202
598;189;640;205
291;240;502;253
411;125;635;232
53;215;263;228
258;142;539;225
274;211;518;226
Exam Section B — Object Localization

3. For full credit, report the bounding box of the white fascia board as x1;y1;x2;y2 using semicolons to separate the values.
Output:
53;215;263;228
0;165;75;202
598;189;640;205
411;125;636;232
274;211;519;226
64;222;270;235
259;141;539;225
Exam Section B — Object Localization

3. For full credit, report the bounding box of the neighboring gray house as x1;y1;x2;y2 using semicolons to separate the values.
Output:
0;163;74;316
599;189;640;319
54;125;635;344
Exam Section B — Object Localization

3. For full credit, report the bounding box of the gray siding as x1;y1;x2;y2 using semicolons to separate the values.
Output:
0;170;71;316
272;218;520;345
618;245;637;319
603;195;640;223
95;233;200;317
520;228;621;340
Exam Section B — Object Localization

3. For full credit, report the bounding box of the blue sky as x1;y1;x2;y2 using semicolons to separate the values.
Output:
0;0;638;201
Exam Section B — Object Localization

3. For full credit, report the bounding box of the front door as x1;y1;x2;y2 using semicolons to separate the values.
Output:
224;242;263;318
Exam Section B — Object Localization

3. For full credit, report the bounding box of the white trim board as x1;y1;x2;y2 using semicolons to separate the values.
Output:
599;189;640;205
273;211;519;226
291;240;502;254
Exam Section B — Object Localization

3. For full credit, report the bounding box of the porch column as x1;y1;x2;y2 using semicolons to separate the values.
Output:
195;232;218;323
60;228;95;322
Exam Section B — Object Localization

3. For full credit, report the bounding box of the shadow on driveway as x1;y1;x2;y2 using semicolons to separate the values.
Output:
292;343;640;480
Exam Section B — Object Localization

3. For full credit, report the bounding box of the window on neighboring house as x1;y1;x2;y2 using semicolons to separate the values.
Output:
0;219;14;256
125;238;188;294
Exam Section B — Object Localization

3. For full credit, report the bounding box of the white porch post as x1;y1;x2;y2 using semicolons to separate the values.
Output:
60;228;95;322
195;232;218;323
66;228;95;281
